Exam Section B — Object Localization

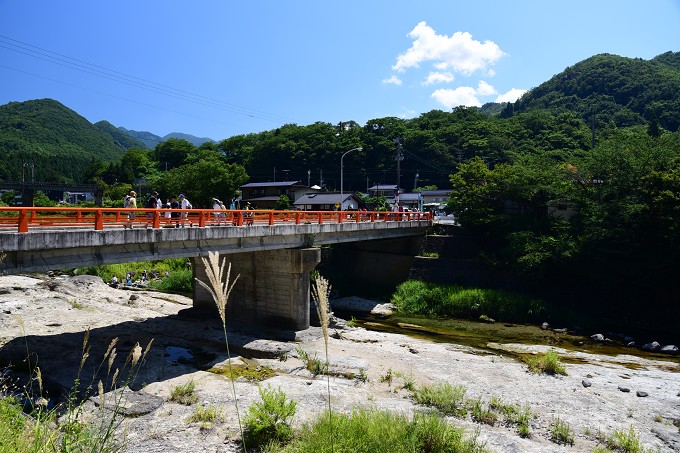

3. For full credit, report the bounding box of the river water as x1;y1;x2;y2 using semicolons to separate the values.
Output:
350;312;680;367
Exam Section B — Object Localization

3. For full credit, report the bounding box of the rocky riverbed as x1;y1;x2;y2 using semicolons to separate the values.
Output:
1;274;679;452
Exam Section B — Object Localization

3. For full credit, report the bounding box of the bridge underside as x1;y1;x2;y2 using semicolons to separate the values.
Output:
0;222;429;330
192;248;321;330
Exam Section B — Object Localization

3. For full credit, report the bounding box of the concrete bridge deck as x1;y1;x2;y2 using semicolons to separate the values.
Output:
0;208;431;330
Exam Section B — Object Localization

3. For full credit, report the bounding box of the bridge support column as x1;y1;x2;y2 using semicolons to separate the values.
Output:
192;247;321;330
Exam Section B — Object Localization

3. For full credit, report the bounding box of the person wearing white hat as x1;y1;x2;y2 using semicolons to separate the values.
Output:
178;193;192;226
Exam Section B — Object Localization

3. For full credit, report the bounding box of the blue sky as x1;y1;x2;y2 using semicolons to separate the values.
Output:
1;1;678;142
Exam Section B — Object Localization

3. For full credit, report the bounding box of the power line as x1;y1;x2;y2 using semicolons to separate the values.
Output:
0;34;297;124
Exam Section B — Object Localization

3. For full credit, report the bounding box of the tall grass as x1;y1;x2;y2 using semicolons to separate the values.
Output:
194;251;244;450
310;274;333;451
270;409;487;453
391;280;544;323
0;324;152;452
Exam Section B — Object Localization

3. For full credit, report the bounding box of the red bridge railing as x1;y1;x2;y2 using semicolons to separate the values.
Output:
0;207;431;233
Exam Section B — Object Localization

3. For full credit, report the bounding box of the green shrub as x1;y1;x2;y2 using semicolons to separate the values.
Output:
526;350;567;375
150;268;192;293
391;280;544;323
75;258;191;292
244;385;297;450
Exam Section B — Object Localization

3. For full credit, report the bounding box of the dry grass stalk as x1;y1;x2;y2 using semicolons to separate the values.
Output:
311;274;334;451
195;251;240;324
194;251;245;451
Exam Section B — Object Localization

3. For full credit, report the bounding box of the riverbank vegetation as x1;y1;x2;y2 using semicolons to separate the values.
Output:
74;258;192;294
392;280;544;324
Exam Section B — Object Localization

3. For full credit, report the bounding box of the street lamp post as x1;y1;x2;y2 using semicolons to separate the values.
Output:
340;147;362;211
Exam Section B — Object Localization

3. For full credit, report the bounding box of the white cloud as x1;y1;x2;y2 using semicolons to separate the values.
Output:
430;81;502;109
496;88;527;103
431;87;481;108
422;71;454;86
382;75;402;85
393;22;505;75
476;80;497;96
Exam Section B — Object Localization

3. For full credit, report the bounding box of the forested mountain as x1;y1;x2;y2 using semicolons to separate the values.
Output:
94;120;150;150
115;126;162;149
503;52;680;131
0;99;126;183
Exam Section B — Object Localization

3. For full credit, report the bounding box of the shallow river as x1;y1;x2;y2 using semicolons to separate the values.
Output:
351;313;680;367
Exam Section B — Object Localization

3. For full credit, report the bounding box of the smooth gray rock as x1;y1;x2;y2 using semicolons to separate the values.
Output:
591;333;605;342
618;385;630;393
93;388;164;417
582;379;592;388
636;391;648;398
642;341;661;351
660;345;679;354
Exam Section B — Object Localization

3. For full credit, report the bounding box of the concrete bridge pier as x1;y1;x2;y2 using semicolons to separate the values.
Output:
192;247;321;330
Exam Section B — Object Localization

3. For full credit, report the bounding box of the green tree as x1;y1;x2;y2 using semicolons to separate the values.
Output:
153;153;248;208
276;194;291;210
152;138;195;171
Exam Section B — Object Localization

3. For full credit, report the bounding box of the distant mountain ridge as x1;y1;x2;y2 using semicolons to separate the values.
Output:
115;127;214;148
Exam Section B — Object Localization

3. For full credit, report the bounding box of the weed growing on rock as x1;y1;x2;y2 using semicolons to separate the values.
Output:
593;426;652;453
295;346;327;376
526;349;567;375
469;397;497;426
412;382;468;417
549;416;574;446
169;379;199;405
187;404;224;429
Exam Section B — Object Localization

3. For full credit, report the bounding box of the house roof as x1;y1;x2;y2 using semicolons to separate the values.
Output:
421;190;452;196
368;184;398;191
293;192;359;205
398;193;422;201
240;180;304;188
243;196;282;203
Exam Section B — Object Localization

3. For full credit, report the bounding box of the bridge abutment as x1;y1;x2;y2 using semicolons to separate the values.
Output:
192;247;321;330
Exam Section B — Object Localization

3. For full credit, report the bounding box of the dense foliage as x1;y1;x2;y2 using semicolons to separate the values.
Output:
447;128;680;331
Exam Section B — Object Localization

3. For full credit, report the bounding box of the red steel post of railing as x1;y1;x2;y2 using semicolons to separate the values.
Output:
295;212;300;225
18;209;29;232
269;211;274;225
95;210;104;230
76;211;82;223
317;212;323;224
198;210;206;227
338;211;343;224
153;210;161;228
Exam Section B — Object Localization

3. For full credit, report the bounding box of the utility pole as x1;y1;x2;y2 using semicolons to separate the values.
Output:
394;138;404;207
